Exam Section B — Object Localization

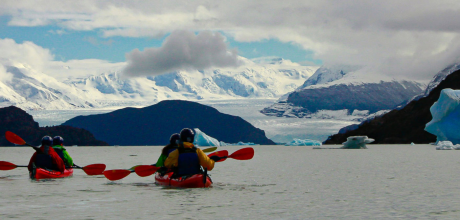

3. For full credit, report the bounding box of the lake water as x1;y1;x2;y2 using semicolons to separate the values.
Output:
1;145;459;219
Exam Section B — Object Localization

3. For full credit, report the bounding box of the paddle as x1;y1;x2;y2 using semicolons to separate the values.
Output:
211;147;255;162
202;147;218;153
207;150;229;162
0;161;106;175
134;165;161;177
103;165;142;181
5;131;39;150
5;131;106;175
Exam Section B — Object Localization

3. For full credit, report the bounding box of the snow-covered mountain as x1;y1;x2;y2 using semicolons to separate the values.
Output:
0;63;99;110
0;57;318;110
261;65;426;119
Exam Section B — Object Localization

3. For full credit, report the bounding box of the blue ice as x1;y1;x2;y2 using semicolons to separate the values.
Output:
285;138;322;146
425;89;460;144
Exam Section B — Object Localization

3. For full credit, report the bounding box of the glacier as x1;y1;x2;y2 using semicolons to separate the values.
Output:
284;138;322;146
341;136;374;149
425;89;460;144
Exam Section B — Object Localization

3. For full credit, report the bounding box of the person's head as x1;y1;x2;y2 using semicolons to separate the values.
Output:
53;136;64;146
169;133;180;146
180;128;195;143
41;136;53;147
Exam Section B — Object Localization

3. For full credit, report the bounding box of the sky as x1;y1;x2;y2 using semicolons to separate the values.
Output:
1;0;460;80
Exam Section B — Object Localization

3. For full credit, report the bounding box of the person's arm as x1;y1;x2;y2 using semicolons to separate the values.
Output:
27;152;37;172
62;150;73;166
156;154;168;167
196;148;215;171
164;149;179;168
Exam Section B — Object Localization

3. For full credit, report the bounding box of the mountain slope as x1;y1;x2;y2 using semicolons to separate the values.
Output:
324;69;460;144
0;106;108;146
261;66;425;118
62;100;275;146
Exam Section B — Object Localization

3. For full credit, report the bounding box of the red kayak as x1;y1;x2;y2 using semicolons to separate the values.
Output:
155;172;212;188
30;167;74;180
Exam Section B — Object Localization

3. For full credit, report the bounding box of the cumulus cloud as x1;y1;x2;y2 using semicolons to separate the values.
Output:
3;0;460;80
122;30;241;77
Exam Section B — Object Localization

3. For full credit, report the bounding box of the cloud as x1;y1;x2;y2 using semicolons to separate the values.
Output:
122;30;241;77
0;38;124;80
3;1;460;80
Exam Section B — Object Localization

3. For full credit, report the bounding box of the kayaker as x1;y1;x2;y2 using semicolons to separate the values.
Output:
164;128;221;177
28;136;66;173
52;136;73;167
155;133;180;167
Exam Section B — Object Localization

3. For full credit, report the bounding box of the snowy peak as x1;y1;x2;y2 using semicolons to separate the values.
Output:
297;65;361;89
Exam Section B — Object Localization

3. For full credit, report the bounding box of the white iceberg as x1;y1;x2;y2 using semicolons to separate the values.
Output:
285;138;322;146
193;128;221;147
341;136;374;149
425;89;460;144
435;141;460;150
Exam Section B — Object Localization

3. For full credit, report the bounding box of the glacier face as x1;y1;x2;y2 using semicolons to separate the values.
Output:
425;89;460;144
0;57;318;110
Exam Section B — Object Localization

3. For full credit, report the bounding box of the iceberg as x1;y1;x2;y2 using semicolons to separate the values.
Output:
285;138;322;146
193;128;221;147
341;136;374;149
435;141;460;150
425;89;460;144
193;128;259;147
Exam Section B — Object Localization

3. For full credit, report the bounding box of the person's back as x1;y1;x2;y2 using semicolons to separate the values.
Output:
28;136;66;173
52;136;73;167
155;133;180;167
165;128;217;177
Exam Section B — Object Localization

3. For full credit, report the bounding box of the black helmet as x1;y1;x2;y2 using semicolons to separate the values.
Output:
180;128;195;143
169;133;180;145
53;136;64;145
41;136;53;146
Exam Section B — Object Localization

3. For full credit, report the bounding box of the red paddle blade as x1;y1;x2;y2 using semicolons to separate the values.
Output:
134;165;160;177
103;169;132;181
208;150;229;162
229;147;254;160
82;164;106;175
0;161;18;170
5;131;26;146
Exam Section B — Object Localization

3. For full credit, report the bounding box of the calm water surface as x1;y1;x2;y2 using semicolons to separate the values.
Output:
1;145;460;219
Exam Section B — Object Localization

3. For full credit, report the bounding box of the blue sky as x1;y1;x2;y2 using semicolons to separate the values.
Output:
0;16;320;65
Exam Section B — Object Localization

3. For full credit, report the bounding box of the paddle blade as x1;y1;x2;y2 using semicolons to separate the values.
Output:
0;161;17;170
5;131;26;146
229;147;254;160
202;147;218;153
134;165;160;177
82;164;106;175
103;169;132;181
208;150;229;162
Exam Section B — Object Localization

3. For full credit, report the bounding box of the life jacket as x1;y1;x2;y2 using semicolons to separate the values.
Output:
176;147;201;176
34;146;58;171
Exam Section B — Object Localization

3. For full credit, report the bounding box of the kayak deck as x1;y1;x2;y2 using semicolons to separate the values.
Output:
155;172;212;188
30;168;73;180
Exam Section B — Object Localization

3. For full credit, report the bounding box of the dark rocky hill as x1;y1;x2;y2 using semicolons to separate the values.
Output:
324;70;460;144
63;100;275;146
0;106;108;146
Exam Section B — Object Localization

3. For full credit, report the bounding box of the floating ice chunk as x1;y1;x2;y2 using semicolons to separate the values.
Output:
193;128;220;147
435;141;460;150
219;141;258;146
411;142;415;145
341;136;374;149
285;138;322;146
425;89;460;144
